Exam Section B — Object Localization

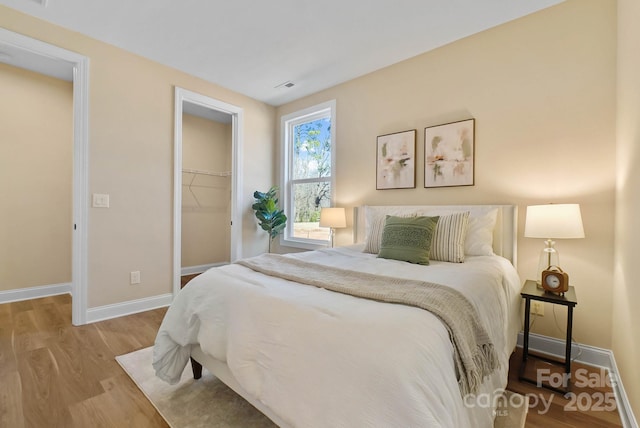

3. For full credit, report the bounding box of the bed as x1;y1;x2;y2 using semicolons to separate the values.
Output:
153;204;522;428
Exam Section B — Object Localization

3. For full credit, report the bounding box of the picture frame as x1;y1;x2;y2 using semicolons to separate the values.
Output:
424;119;475;188
376;129;416;190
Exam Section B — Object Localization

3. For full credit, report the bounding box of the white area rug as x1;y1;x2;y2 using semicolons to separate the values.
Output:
116;347;275;427
495;390;529;428
117;347;527;428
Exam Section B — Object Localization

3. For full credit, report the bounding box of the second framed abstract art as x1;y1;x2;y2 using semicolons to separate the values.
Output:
424;119;475;188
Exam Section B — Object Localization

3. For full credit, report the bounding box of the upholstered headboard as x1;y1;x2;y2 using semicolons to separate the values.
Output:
353;205;518;266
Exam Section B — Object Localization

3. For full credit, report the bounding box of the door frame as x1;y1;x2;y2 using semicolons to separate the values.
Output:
0;28;90;325
173;87;243;297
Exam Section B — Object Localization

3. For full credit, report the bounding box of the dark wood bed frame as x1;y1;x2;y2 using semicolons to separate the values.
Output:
190;357;203;379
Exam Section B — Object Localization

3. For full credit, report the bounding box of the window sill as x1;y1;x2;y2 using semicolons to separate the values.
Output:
279;237;329;251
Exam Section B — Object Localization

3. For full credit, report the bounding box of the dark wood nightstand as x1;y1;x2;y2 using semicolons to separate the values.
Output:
519;279;578;394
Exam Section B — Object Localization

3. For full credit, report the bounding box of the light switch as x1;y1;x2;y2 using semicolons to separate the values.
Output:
93;193;110;208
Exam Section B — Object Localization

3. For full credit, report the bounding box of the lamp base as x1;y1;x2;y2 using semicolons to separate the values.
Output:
536;239;559;284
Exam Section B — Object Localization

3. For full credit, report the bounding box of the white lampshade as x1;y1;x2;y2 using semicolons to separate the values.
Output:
525;203;584;284
319;207;347;228
524;204;585;239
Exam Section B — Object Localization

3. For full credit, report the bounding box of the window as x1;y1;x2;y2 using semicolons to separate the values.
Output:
281;100;336;249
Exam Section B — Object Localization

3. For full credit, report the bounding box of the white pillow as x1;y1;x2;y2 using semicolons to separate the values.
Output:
363;205;498;257
465;208;498;256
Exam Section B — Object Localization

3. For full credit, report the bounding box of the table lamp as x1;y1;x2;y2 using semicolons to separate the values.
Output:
524;204;585;283
319;207;346;248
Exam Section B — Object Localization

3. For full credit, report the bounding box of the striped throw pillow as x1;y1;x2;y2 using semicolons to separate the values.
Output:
363;214;391;254
429;211;470;263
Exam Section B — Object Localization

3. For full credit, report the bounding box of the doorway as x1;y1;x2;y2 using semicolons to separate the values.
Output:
173;88;243;297
0;28;89;325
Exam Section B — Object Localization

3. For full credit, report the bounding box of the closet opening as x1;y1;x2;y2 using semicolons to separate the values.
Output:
173;88;243;297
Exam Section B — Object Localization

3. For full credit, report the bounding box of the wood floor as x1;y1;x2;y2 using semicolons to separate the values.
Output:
0;291;624;427
507;348;622;427
0;294;169;427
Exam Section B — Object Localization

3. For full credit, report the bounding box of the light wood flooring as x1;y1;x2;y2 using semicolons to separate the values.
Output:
0;289;624;427
507;348;623;427
0;294;169;427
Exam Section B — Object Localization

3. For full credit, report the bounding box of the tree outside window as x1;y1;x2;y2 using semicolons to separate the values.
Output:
281;101;336;248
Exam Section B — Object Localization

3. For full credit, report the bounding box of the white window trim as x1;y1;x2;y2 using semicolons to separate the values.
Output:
280;100;336;250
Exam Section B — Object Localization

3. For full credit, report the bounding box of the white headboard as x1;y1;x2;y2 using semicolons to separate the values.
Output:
353;205;518;266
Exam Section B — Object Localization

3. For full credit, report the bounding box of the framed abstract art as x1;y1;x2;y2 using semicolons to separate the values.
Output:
376;129;416;190
424;119;475;188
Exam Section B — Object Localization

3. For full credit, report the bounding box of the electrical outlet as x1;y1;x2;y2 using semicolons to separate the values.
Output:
130;271;141;285
531;301;544;316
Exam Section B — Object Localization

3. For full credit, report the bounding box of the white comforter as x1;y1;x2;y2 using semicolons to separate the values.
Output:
153;246;522;428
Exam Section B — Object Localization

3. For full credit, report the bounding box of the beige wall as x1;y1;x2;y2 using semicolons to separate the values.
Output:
181;114;231;267
614;0;640;418
0;64;72;291
277;0;617;349
0;6;276;307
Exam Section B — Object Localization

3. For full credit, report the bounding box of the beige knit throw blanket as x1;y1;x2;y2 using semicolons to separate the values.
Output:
236;253;500;396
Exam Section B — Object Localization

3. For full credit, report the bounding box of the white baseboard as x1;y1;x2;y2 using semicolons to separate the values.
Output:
86;293;173;324
181;262;226;276
0;282;72;304
518;331;638;428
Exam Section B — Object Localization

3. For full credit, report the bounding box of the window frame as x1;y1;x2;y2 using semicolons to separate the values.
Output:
280;99;336;250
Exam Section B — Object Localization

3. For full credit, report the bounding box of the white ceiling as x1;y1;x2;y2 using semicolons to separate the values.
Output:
0;0;563;106
184;101;232;124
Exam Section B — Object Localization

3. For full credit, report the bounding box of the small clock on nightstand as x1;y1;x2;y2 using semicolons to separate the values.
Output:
541;266;569;294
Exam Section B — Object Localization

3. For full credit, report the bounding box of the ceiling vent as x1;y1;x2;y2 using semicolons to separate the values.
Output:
275;81;295;89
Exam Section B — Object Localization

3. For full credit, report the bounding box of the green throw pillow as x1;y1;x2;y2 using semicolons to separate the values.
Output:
378;215;439;265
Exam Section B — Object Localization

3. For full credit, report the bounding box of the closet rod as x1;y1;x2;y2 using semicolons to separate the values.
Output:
182;168;231;177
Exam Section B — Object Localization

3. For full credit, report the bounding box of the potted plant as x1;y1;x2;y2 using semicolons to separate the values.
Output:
252;186;287;252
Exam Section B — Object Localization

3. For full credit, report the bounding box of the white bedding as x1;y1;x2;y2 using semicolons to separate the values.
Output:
153;245;522;428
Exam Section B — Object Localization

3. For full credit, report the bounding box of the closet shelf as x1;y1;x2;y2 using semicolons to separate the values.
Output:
182;168;231;177
183;168;231;207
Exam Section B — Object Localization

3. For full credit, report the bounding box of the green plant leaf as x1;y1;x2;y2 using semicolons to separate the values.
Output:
252;186;287;250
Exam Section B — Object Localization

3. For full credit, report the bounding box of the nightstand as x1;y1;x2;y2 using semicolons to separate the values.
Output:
519;279;578;394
